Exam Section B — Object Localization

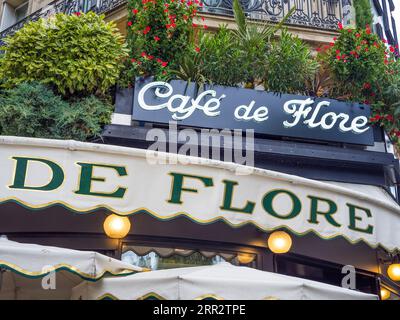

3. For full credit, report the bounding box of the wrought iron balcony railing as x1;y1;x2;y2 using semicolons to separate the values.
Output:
202;0;343;30
0;0;127;44
0;0;342;45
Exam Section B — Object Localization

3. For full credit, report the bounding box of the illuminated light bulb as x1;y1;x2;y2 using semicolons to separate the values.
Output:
268;231;292;254
103;214;131;239
380;288;391;300
237;253;256;264
388;263;400;281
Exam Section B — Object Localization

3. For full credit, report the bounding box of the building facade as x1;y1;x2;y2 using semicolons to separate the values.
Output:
0;0;399;300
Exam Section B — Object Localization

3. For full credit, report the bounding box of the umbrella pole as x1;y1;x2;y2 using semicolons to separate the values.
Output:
0;268;3;291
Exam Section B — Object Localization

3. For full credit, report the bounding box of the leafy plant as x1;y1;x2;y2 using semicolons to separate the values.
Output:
171;0;293;88
52;95;114;141
231;0;292;87
264;29;318;94
319;23;400;148
319;24;388;102
0;12;127;96
171;27;247;87
126;0;203;82
0;82;113;141
354;0;373;29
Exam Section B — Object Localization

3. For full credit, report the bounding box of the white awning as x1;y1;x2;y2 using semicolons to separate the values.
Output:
71;263;378;300
0;238;143;299
0;136;400;251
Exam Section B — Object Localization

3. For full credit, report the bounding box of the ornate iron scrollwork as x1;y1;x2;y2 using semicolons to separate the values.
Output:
0;0;341;46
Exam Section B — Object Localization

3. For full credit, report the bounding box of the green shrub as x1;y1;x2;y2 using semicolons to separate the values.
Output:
0;82;113;141
320;25;388;101
170;27;247;87
0;82;67;137
264;30;318;94
126;0;201;82
53;95;114;141
354;0;373;29
319;24;400;147
171;0;290;88
201;27;248;87
0;12;128;96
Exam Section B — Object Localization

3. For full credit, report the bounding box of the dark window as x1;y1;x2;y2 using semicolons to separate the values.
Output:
275;254;379;295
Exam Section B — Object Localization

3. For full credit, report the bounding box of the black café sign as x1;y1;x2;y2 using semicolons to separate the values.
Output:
132;78;374;146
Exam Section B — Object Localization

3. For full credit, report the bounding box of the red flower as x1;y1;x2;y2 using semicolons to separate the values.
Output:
154;36;160;41
386;115;394;122
132;9;138;14
333;37;337;41
203;25;208;29
192;23;198;27
143;26;151;34
363;82;371;90
329;42;335;47
195;47;200;53
147;55;154;60
355;33;361;38
141;52;147;57
131;58;136;63
335;49;340;54
390;46;395;53
338;22;343;30
366;28;371;35
127;21;133;26
336;55;341;60
74;12;81;16
161;61;168;67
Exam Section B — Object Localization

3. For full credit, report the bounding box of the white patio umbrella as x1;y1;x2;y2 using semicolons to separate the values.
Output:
72;262;377;300
0;237;143;300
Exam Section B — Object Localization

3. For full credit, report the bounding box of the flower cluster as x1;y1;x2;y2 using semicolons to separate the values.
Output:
126;0;207;79
318;23;400;148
